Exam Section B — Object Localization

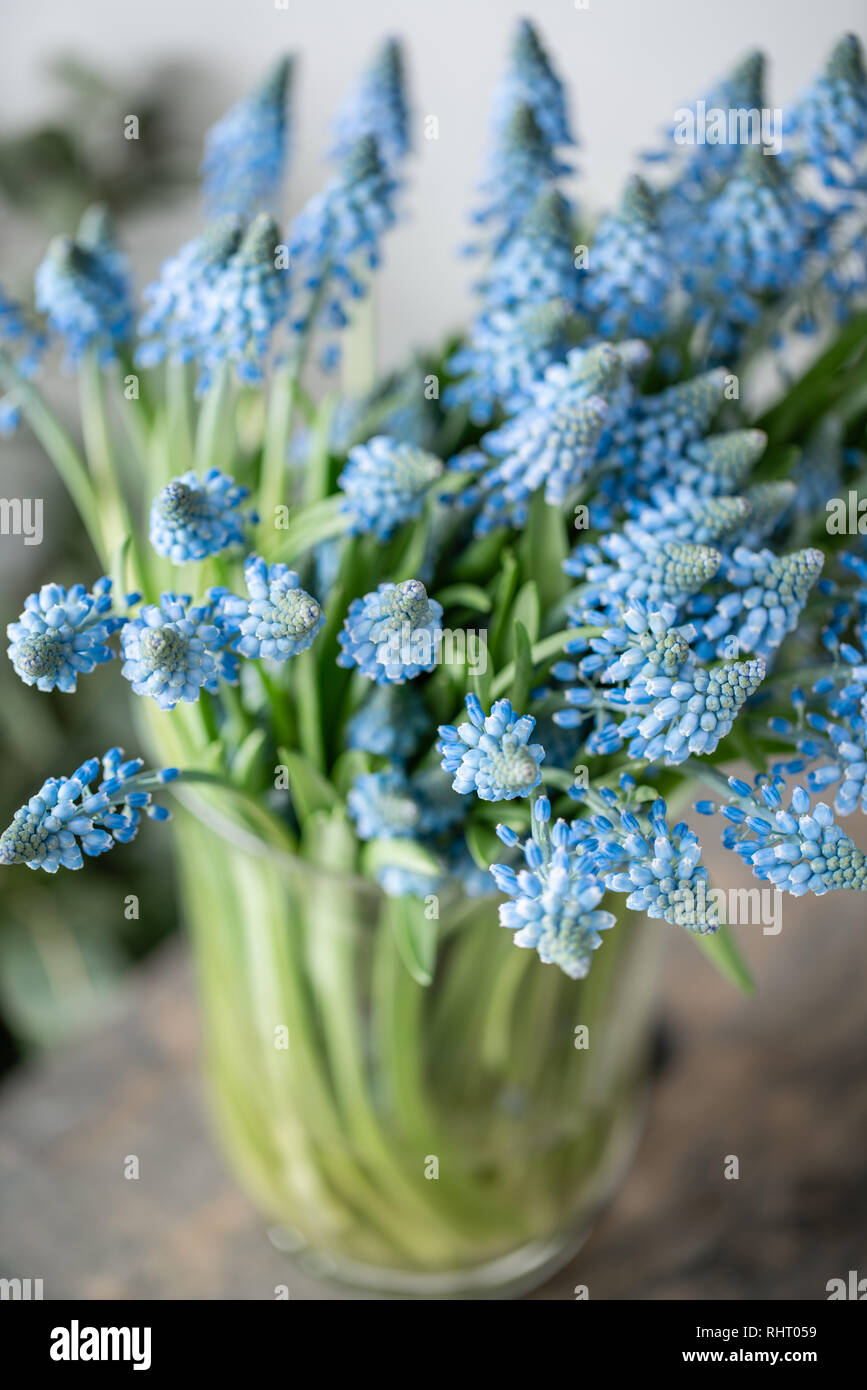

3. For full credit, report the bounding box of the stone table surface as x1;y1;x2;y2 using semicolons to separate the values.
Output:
1;845;866;1301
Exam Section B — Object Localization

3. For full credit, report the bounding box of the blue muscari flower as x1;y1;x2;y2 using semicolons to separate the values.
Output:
625;655;766;763
601;368;728;492
200;213;289;390
565;526;722;619
490;808;614;979
684;148;814;360
474;103;571;253
331;38;409;170
624;486;750;548
675;428;769;498
788;34;867;190
348;768;420;840
703;774;867;896
338;435;442;540
702;546;824;658
149;469;253;564
0;749;177;873
438;694;544;801
289;134;398;369
339;578;442;685
216;554;322;662
444;301;574;427
7;577;126;693
34;208;133;366
345;684;430;762
120;593;233;710
553;600;694;726
802;709;867;816
445;190;579;424
452;343;616;533
136;216;242;369
651;51;766;210
201;56;293;217
582;176;676;340
491;18;574;149
597;795;719;932
0;284;47;434
482;189;579;312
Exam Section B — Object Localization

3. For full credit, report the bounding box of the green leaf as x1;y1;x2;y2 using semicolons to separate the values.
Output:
452;526;510;582
232;729;267;790
361;838;442;881
465;821;501;873
302;807;357;872
267;495;350;565
518;489;568;608
386;895;438;986
434;583;492;613
509;620;534;712
277;746;339;824
331;749;374;798
691;923;755;995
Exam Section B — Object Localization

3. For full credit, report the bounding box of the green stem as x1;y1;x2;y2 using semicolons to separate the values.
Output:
194;363;232;473
259;366;297;539
0;351;105;561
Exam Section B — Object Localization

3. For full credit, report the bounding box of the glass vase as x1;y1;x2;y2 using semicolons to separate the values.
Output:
161;779;663;1299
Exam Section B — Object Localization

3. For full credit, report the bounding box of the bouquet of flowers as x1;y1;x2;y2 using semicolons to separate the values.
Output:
1;22;866;1295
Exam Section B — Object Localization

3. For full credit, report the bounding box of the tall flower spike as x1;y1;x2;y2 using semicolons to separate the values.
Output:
491;19;574;149
201;56;294;216
491;806;614;980
685;148;812;360
136;216;243;369
702;547;824;658
120;594;230;710
331;38;409;170
289;134;398;368
7;578;126;693
438;694;545;802
582;176;676;340
445;190;579;423
678;428;767;497
338;436;443;540
149;469;253;564
788;34;867;189
216;555;322;662
453;343;616;534
625;487;750;548
200;213;289;390
598;797;719;932
565;528;722;617
0;750;177;873
475;103;570;252
338;579;442;684
627;656;766;763
703;775;867;896
603;368;728;492
34;212;133;366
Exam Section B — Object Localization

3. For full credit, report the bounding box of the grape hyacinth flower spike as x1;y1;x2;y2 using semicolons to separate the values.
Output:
438;694;545;801
0;751;177;873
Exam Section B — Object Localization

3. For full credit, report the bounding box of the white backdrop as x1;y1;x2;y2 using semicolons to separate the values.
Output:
2;0;866;369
